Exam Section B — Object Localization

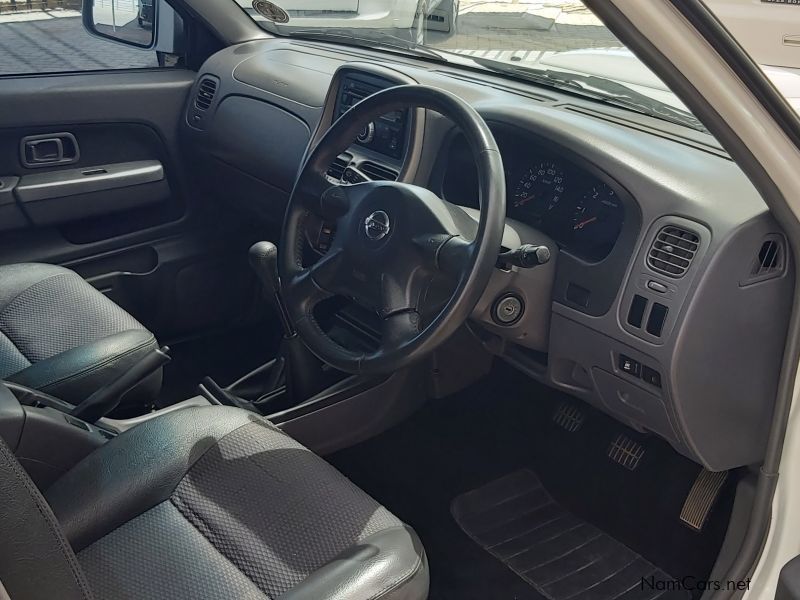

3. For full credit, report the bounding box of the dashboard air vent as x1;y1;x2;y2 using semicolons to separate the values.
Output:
360;161;398;181
753;238;783;276
647;225;700;278
742;235;786;285
194;76;219;111
327;154;351;181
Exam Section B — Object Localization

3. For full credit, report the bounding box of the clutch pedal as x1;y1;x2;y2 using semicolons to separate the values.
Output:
680;469;729;531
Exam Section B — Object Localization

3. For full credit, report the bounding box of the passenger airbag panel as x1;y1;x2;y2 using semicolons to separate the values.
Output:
205;96;311;194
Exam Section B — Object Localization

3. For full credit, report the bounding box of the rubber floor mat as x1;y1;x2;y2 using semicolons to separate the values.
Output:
451;470;689;600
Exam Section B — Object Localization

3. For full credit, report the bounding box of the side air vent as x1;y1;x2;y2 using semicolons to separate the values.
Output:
327;154;351;181
360;161;398;181
647;225;700;278
194;76;219;111
742;235;786;285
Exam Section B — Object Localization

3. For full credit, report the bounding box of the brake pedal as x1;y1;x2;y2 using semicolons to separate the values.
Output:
608;434;645;470
553;402;585;432
680;469;729;531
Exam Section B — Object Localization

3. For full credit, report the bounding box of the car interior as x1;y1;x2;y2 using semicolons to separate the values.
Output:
0;2;794;599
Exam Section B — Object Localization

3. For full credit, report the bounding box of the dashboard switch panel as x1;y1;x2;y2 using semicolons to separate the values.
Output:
618;354;641;377
642;366;662;388
646;303;669;337
627;295;648;328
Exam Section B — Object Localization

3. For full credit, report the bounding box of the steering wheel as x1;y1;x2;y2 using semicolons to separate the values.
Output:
280;85;506;374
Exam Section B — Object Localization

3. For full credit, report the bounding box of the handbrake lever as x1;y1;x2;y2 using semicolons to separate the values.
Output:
71;346;171;424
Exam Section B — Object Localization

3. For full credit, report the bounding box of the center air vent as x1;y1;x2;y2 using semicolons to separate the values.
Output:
647;225;700;278
194;76;219;111
360;161;398;181
327;154;351;181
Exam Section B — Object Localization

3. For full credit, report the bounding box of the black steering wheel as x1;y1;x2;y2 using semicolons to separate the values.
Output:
280;85;506;374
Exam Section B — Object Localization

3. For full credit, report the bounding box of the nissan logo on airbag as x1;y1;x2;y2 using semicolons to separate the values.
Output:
364;210;391;241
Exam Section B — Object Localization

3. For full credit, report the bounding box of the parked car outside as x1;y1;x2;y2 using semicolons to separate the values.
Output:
241;0;459;44
137;0;154;28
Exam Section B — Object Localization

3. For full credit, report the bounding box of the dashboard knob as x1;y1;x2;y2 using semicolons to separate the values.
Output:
357;121;376;144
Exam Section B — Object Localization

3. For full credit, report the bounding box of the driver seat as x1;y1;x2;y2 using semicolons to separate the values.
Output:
0;406;429;600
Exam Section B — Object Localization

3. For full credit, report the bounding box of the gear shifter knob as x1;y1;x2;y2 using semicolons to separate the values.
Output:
249;241;280;296
249;241;295;337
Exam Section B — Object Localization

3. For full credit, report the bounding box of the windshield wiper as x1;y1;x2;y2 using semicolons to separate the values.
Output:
287;28;446;62
470;58;706;132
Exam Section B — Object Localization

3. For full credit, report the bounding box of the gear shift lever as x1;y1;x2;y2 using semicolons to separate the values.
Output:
245;241;321;406
248;241;295;338
200;242;326;412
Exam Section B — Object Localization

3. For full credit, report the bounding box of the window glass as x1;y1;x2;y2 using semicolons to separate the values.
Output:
0;0;158;75
234;0;705;130
702;0;800;112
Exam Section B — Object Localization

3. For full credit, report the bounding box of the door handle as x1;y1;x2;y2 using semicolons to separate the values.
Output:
20;133;80;168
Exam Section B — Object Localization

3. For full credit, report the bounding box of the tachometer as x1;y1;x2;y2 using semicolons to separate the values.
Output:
569;183;624;260
512;161;567;219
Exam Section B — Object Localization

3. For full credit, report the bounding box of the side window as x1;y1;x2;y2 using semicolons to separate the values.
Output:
0;1;162;76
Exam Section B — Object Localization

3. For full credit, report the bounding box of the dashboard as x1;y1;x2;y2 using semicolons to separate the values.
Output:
182;39;793;473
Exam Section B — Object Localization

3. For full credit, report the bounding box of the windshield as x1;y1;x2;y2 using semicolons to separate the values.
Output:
234;0;703;128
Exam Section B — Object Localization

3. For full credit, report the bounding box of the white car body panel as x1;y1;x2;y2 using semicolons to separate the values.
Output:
533;47;800;113
240;0;421;29
705;0;800;68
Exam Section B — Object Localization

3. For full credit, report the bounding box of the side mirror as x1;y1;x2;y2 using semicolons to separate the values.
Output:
82;0;183;54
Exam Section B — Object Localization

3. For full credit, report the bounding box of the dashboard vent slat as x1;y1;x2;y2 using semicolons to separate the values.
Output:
194;76;219;111
360;161;398;182
742;235;786;285
753;239;782;275
647;225;700;278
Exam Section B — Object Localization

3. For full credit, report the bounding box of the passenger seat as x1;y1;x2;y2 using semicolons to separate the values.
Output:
0;263;160;414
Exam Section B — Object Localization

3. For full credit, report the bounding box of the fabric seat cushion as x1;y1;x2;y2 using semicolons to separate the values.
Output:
46;406;429;600
0;263;159;408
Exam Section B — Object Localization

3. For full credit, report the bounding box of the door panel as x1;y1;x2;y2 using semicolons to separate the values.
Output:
0;70;263;342
0;122;179;234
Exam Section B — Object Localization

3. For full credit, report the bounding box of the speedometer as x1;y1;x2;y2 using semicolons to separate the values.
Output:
512;161;567;219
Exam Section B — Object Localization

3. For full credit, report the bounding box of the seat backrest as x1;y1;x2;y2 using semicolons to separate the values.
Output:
0;437;92;599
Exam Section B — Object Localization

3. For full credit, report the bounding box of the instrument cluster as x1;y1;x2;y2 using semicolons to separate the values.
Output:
440;133;627;263
509;157;625;262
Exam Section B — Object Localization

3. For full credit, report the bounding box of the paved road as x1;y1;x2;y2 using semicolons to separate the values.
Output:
0;2;619;76
0;11;156;75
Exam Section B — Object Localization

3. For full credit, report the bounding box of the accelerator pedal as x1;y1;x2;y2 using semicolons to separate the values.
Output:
552;402;585;432
680;469;729;531
608;434;645;470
